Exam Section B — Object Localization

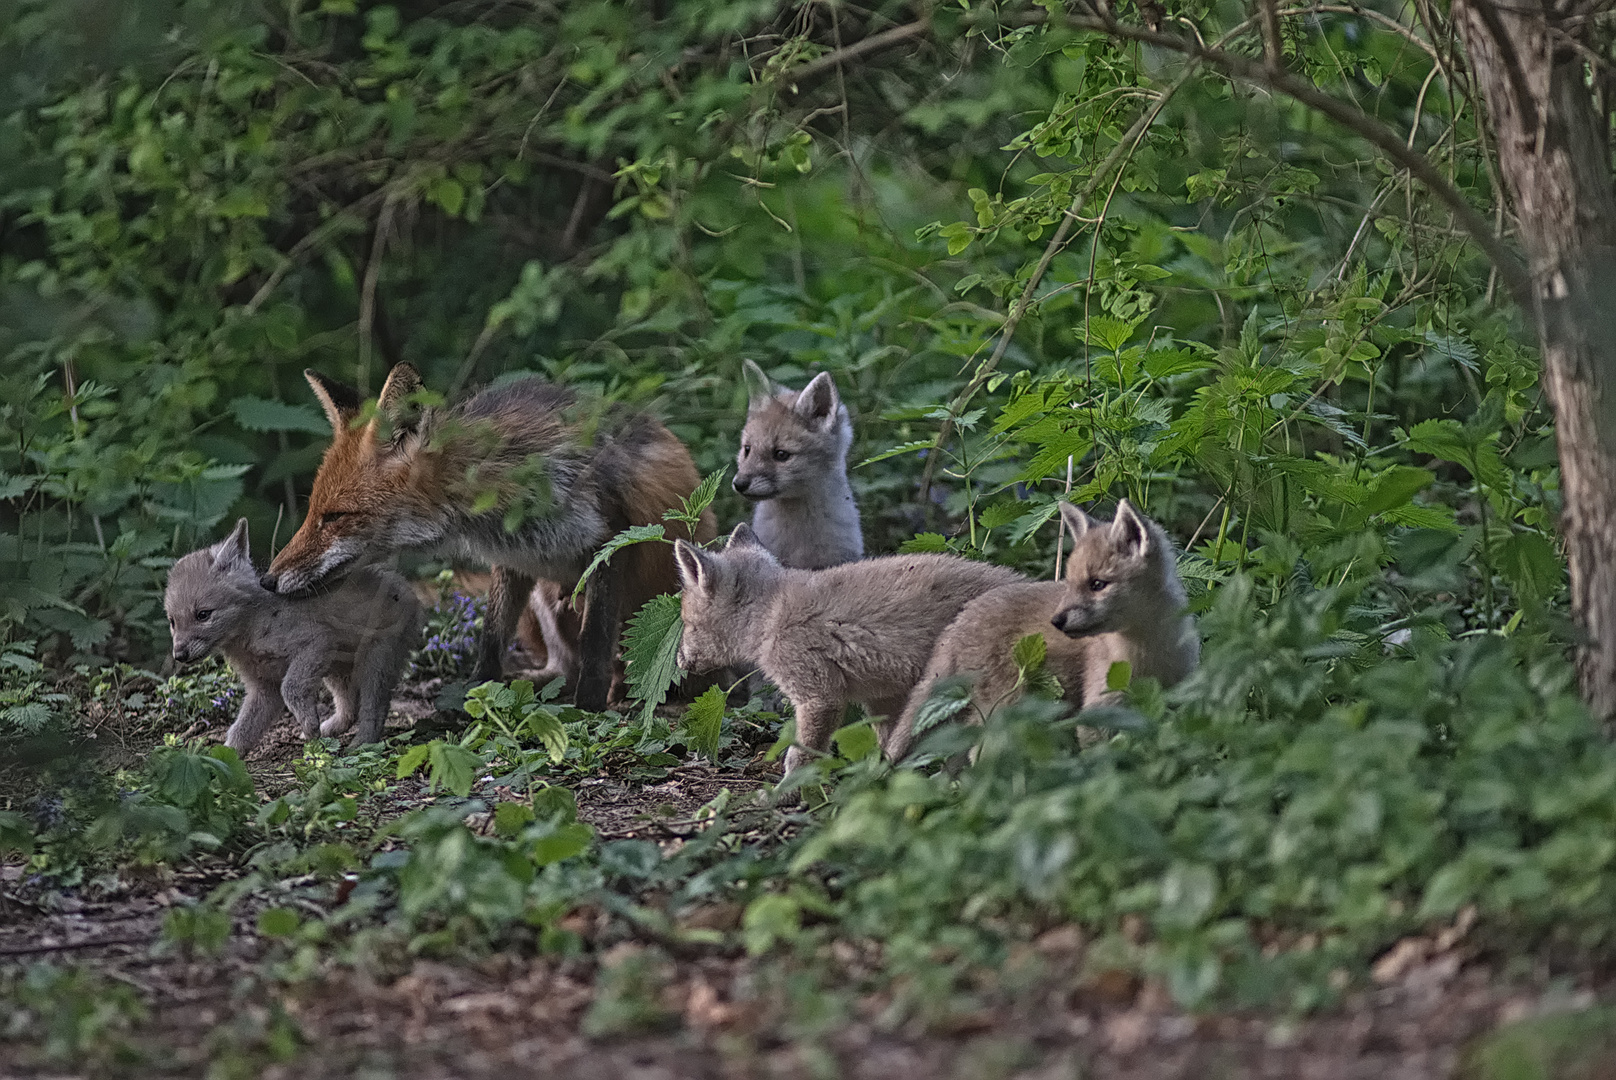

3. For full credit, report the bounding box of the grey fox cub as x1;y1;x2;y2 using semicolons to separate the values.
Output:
888;500;1198;758
673;525;1022;776
166;518;423;754
734;359;862;569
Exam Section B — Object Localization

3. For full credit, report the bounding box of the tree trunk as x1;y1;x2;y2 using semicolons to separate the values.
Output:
1455;0;1616;724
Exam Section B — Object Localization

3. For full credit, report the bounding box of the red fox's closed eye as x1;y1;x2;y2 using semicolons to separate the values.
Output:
320;511;349;526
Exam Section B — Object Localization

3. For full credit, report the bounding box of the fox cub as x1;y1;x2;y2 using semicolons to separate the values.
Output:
261;363;715;711
674;525;1023;776
166;518;422;754
888;500;1198;758
734;359;862;569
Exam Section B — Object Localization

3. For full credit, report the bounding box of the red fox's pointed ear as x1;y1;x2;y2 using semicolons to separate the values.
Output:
306;370;362;432
212;517;251;570
1057;500;1096;539
376;363;426;431
742;359;775;405
674;540;714;591
1110;499;1149;558
794;371;841;427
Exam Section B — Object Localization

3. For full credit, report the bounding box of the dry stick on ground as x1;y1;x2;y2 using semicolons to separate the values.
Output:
0;936;152;958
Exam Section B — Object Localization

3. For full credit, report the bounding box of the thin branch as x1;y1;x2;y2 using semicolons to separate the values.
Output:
784;20;930;91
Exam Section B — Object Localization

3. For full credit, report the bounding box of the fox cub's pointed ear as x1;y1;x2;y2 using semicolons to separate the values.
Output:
742;359;776;405
306;370;363;432
795;371;841;427
726;523;764;551
376;363;426;432
1057;501;1097;539
1110;499;1149;559
212;517;251;570
674;540;715;591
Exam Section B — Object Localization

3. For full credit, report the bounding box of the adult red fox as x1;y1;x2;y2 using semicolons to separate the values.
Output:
261;363;715;711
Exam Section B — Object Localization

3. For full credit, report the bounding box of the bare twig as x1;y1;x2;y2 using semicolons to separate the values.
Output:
784;20;930;90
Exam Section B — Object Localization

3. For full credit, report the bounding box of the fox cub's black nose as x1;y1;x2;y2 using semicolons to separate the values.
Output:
259;573;279;592
732;476;752;495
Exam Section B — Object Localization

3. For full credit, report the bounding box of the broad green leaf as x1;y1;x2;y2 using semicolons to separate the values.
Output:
427;741;481;797
833;721;877;762
682;684;725;761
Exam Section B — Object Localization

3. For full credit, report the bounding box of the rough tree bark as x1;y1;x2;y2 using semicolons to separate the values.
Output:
1454;0;1616;724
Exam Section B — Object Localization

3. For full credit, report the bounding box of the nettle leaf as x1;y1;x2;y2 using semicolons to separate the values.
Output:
857;439;934;468
898;532;951;554
572;524;665;602
666;469;725;531
912;675;975;735
230;396;329;434
622;593;683;723
682;685;725;761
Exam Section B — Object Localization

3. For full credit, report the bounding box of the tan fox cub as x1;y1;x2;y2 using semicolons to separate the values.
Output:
888;500;1199;758
735;359;862;569
261;363;716;711
165;519;422;754
674;525;1023;776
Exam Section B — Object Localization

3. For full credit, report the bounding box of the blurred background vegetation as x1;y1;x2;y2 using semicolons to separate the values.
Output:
0;0;1559;675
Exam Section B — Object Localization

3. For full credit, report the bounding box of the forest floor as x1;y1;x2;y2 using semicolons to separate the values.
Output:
3;679;1615;1080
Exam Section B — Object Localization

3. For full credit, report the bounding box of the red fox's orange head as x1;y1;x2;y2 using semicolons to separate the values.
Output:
261;364;444;596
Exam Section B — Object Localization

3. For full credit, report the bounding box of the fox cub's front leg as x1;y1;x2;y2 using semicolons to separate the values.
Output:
225;682;286;755
280;653;329;740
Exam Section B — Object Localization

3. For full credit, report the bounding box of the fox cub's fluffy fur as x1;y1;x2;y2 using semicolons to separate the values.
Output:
261;363;715;711
734;360;862;570
166;519;422;754
674;526;1022;776
888;500;1198;758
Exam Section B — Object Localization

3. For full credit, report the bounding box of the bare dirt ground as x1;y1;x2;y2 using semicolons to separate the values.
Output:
3;687;1614;1080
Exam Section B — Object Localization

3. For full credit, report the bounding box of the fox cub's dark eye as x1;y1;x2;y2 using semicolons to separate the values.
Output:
320;511;348;526
1088;578;1109;593
195;608;213;622
741;443;751;457
772;449;792;462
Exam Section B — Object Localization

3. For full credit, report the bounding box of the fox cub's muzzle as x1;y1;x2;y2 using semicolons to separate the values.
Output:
1051;605;1104;637
732;475;774;500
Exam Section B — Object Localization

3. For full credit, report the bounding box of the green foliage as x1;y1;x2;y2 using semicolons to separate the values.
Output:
0;964;145;1069
464;679;568;764
570;524;666;603
682;685;726;762
621;594;684;724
